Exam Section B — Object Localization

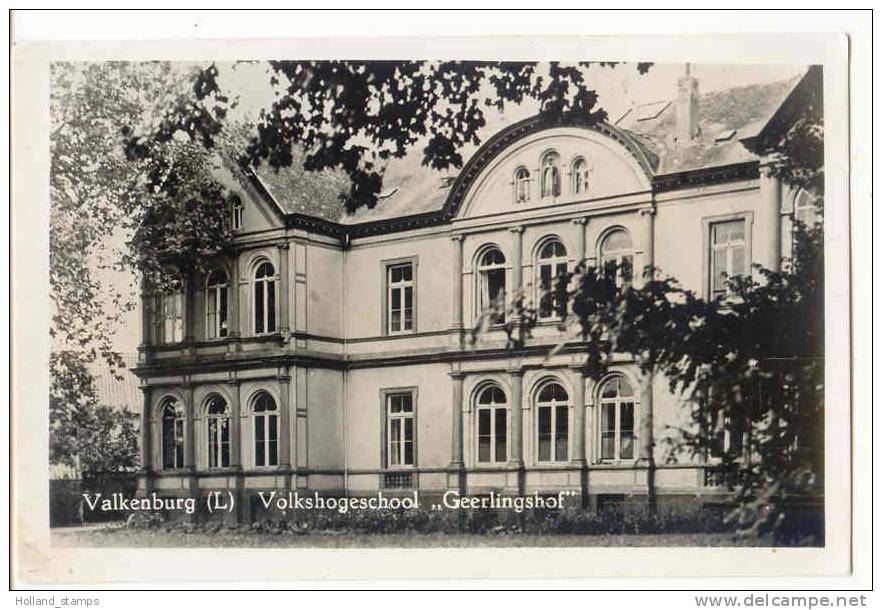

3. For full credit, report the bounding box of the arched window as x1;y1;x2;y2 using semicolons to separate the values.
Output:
206;269;229;340
477;247;506;325
536;382;569;462
599;376;635;462
599;229;634;288
230;194;244;230
571;157;590;195
253;392;278;467
513;167;531;203
160;398;185;470
476;384;507;463
793;189;819;227
253;261;276;335
536;239;568;319
540;151;561;198
205;395;230;468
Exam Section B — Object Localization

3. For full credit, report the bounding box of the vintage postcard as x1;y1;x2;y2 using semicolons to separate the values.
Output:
9;13;865;590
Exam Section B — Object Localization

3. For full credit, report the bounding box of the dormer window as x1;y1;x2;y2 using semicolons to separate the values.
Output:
513;167;531;203
540;152;561;199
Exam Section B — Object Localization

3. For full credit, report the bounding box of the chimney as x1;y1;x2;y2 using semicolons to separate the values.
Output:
676;63;700;141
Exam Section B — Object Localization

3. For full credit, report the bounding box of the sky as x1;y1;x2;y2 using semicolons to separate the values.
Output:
95;61;806;358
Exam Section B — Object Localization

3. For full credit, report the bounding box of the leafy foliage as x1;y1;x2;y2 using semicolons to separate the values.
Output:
133;61;650;213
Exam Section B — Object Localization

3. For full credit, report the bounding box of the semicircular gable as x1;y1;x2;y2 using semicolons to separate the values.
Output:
442;115;656;220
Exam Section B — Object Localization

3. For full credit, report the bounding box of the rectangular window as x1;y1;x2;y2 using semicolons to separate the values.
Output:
385;392;415;468
477;407;508;464
157;292;184;344
619;401;634;460
386;262;414;334
710;219;747;298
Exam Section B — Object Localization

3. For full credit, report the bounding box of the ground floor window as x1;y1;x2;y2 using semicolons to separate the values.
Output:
536;382;569;462
161;398;185;470
206;395;230;468
253;392;278;467
599;376;635;461
476;384;507;463
385;391;415;468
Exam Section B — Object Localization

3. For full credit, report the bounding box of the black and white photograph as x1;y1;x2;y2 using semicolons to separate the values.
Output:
9;10;868;591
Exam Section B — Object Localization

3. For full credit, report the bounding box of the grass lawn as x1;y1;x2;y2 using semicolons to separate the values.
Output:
51;523;763;548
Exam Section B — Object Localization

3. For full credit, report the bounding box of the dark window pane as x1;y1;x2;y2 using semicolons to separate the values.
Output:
555;405;568;461
219;286;228;336
254;283;264;334
538;406;551;462
620;402;634;460
495;409;507;462
404;440;413;465
267;282;276;332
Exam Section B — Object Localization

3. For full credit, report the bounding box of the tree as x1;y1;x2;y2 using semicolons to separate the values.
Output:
49;61;222;472
130;61;650;212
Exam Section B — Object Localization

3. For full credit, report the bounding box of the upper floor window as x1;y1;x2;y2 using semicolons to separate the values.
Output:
385;391;415;469
599;376;635;462
206;269;229;340
231;195;244;230
386;261;414;334
205;395;230;468
571;157;590;195
513;167;531;203
536;382;569;463
160;398;185;470
540;151;561;198
253;261;276;335
599;229;634;288
709;219;747;299
537;239;568;319
476;384;508;464
253;392;278;467
793;189;819;228
477;247;506;325
155;291;184;344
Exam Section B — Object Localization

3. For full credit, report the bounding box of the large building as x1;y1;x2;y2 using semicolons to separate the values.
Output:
133;66;821;520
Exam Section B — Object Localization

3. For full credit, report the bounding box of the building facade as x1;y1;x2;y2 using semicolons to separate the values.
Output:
133;67;821;520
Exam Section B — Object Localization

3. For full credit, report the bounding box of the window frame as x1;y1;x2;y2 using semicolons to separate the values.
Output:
476;246;507;326
534;381;571;464
154;290;184;345
597;376;638;464
205;394;231;469
252;260;277;336
160;398;185;471
474;384;509;465
535;238;569;320
513;166;531;203
381;387;418;471
598;227;635;289
231;195;244;230
570;157;590;195
252;391;279;468
382;256;418;336
205;269;229;340
701;212;754;300
539;151;561;199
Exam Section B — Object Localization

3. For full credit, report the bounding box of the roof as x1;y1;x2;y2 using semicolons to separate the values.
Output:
90;354;141;414
616;75;802;173
240;73;805;226
251;150;350;222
